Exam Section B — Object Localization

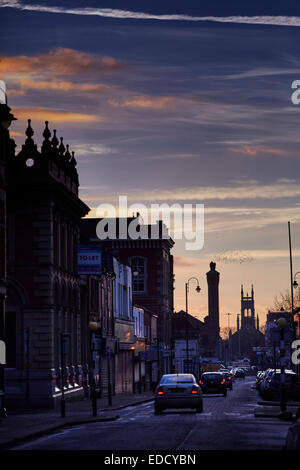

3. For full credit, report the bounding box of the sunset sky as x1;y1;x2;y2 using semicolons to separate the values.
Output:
2;1;300;328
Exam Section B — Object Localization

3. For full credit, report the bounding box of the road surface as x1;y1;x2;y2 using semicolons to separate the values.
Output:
13;377;290;450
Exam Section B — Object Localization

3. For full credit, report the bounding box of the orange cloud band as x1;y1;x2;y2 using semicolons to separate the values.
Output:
0;48;125;76
15;78;112;93
14;107;103;123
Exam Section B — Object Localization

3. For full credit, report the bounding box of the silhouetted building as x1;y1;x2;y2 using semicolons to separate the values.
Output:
203;261;221;357
0;102;17;413
6;120;90;407
231;285;265;362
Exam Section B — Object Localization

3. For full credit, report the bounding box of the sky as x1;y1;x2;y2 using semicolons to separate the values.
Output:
2;0;300;328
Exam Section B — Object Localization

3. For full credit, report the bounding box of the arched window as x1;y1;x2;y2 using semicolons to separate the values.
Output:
131;257;146;293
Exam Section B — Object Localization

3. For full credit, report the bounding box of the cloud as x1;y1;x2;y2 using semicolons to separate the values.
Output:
80;180;300;203
109;96;176;110
229;145;291;156
0;48;125;77
14;107;103;123
14;78;112;94
221;67;300;80
174;256;200;268
2;2;300;27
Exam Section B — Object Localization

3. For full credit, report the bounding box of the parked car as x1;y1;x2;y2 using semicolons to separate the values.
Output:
154;374;203;415
260;369;300;401
256;371;266;390
199;372;227;396
222;371;234;390
234;368;245;379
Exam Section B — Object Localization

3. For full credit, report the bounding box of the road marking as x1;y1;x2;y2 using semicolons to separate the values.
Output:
224;412;240;416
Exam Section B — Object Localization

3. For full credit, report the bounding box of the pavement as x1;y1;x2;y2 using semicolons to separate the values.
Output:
0;390;154;449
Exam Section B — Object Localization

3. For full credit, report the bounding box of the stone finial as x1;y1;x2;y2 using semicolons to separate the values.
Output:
65;144;71;161
51;129;58;148
58;136;65;155
42;121;51;152
25;119;34;145
70;151;77;167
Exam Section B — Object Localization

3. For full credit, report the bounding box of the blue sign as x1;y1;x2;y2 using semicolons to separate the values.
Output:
78;245;102;274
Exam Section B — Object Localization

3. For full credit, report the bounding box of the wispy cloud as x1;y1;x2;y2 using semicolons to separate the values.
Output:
228;145;291;157
0;48;125;77
14;107;104;123
15;78;112;94
2;2;300;27
81;180;300;202
221;67;300;80
109;96;177;110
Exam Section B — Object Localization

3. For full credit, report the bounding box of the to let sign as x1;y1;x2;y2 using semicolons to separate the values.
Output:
78;245;102;274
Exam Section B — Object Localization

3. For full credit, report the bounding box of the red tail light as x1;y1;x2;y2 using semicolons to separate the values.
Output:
157;386;164;395
191;386;198;394
199;380;204;385
221;379;225;385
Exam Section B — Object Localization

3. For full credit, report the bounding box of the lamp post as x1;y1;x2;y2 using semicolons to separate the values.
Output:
288;222;295;318
185;277;201;373
226;313;231;364
277;317;288;415
237;313;241;358
88;321;99;417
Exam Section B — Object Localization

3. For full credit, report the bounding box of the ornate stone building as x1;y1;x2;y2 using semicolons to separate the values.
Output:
6;120;90;407
0;103;17;414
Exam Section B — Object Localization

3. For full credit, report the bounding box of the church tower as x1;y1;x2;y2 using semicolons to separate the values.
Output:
241;284;255;329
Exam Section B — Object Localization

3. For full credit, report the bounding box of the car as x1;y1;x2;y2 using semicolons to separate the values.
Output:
154;374;203;415
234;368;245;379
256;371;266;390
199;372;227;396
260;369;300;401
222;371;234;390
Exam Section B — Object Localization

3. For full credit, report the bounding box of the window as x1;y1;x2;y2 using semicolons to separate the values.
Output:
131;257;146;293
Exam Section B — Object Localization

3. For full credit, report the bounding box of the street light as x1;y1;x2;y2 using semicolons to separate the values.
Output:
226;313;231;364
185;277;201;373
292;271;300;289
277;317;288;416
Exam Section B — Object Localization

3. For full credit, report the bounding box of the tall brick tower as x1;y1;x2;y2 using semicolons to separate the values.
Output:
206;261;220;357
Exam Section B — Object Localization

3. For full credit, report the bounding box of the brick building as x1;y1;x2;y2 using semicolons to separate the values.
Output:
80;215;175;376
5;120;89;407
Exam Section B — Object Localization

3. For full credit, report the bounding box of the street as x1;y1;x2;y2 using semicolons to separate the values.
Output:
12;378;291;450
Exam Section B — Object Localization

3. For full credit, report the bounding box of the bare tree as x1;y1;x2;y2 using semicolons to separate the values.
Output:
271;286;300;312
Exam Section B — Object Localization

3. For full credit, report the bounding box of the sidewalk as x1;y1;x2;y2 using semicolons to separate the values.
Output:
254;400;300;419
0;391;154;449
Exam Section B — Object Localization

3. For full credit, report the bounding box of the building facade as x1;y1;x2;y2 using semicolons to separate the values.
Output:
5;120;90;407
0;102;17;414
80;215;175;377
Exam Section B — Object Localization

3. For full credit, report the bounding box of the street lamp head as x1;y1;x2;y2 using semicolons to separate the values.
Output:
88;321;99;332
293;280;298;289
195;285;201;293
277;317;288;329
